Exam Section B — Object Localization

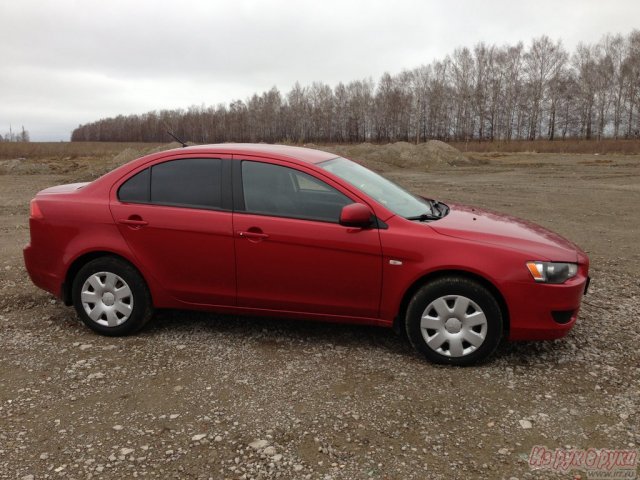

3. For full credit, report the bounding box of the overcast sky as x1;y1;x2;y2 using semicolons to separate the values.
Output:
1;0;638;141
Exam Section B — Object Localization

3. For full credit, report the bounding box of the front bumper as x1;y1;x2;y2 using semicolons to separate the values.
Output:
506;272;589;341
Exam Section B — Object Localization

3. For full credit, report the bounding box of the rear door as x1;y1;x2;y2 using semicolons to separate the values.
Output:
110;155;236;306
233;157;383;318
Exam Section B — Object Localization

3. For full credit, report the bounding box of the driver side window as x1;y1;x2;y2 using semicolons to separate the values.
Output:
241;161;351;222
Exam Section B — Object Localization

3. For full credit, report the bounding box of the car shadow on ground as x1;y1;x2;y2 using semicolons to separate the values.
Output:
146;309;413;356
135;309;573;366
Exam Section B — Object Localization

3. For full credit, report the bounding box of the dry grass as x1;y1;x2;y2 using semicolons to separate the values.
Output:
450;138;640;154
2;139;640;164
0;142;164;160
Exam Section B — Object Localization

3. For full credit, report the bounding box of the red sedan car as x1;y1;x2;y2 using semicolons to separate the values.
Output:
24;144;589;365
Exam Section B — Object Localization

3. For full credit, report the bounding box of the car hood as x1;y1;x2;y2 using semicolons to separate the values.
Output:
430;203;582;262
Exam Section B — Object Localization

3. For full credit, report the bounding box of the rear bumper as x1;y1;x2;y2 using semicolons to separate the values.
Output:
506;273;588;341
23;243;64;298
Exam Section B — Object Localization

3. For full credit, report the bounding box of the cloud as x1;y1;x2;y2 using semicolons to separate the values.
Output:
1;0;638;140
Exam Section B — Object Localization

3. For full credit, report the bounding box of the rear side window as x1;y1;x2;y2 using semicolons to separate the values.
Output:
151;159;222;208
117;158;223;209
118;168;149;202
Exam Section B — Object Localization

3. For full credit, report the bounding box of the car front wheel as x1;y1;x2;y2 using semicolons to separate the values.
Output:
72;257;153;336
405;276;503;366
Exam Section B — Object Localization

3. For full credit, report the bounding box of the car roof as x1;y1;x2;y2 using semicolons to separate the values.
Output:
89;143;342;195
170;143;339;164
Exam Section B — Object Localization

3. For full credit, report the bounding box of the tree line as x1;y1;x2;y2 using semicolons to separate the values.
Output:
1;126;30;142
72;31;640;144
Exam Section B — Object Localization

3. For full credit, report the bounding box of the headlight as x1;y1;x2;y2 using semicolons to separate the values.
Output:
526;262;578;284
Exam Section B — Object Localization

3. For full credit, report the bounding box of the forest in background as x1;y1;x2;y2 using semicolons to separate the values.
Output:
0;126;30;142
71;31;640;144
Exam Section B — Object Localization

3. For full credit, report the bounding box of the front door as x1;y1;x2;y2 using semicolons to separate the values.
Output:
233;159;382;318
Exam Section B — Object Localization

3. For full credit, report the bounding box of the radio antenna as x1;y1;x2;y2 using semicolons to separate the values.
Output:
166;130;188;148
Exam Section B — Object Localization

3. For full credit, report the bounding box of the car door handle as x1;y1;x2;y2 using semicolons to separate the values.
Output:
118;218;149;227
238;231;269;240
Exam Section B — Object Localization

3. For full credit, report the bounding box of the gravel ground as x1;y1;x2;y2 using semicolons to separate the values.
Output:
0;150;639;479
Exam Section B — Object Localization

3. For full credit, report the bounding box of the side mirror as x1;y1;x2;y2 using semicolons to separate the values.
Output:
339;203;374;228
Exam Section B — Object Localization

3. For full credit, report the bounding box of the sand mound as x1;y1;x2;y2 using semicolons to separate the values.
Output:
86;142;185;179
0;158;52;175
112;147;141;165
146;141;185;154
0;143;185;181
419;140;469;166
317;141;469;171
107;142;184;167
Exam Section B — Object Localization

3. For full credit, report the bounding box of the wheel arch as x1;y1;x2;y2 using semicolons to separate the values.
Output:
393;269;510;336
62;251;150;306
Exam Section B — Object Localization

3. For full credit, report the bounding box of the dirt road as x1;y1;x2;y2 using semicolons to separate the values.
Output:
1;147;638;479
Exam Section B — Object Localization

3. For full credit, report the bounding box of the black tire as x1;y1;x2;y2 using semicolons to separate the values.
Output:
405;276;502;366
72;256;153;336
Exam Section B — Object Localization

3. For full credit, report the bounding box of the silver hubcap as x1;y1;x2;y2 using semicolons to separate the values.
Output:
81;272;133;327
420;295;487;357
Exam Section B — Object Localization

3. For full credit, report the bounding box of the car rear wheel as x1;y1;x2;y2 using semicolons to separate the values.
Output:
405;277;502;366
72;257;153;336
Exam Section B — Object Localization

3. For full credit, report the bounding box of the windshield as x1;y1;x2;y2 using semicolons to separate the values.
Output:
318;157;433;218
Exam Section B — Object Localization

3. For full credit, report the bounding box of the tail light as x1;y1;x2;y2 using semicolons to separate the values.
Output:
30;199;43;219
